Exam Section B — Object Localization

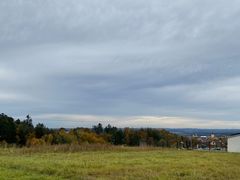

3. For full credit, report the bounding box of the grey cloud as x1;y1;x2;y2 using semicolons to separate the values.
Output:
1;0;240;127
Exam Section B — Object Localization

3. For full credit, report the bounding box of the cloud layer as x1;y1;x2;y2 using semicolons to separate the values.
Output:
1;0;240;128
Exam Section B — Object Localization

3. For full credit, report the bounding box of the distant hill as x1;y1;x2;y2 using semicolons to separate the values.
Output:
166;128;240;137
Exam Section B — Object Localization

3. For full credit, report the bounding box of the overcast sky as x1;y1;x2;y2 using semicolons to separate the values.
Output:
1;0;240;128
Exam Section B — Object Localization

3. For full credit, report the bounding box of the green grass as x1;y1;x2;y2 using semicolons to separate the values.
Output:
0;146;240;180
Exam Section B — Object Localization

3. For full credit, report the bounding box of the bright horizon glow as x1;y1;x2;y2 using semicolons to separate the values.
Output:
17;114;240;129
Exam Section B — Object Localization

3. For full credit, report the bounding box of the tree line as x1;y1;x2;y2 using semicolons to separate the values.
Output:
0;113;193;148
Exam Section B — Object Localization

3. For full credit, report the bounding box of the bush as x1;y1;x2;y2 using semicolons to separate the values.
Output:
26;138;46;147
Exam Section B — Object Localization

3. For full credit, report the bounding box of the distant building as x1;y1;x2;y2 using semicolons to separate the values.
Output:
228;134;240;153
210;133;215;138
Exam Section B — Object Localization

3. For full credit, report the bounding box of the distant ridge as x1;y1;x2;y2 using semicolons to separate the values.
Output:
166;128;240;137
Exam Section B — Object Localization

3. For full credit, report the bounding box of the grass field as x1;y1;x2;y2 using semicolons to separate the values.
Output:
0;145;240;180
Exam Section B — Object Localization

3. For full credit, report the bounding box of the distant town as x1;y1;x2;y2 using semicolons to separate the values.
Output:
167;128;240;152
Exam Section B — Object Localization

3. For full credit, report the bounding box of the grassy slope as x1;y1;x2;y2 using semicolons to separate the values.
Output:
0;147;240;180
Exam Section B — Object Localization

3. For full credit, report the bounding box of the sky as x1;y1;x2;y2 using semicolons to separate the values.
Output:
1;0;240;128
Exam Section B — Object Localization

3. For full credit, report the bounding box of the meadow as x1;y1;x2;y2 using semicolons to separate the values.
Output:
0;145;240;180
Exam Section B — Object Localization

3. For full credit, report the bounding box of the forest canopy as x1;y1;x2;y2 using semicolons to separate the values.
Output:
0;113;190;148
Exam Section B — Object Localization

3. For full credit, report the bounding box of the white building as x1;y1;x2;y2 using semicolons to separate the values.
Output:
228;134;240;153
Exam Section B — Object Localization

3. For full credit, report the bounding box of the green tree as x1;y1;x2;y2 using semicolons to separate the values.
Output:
0;113;16;143
93;123;104;134
35;123;49;138
114;129;125;145
16;115;34;145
